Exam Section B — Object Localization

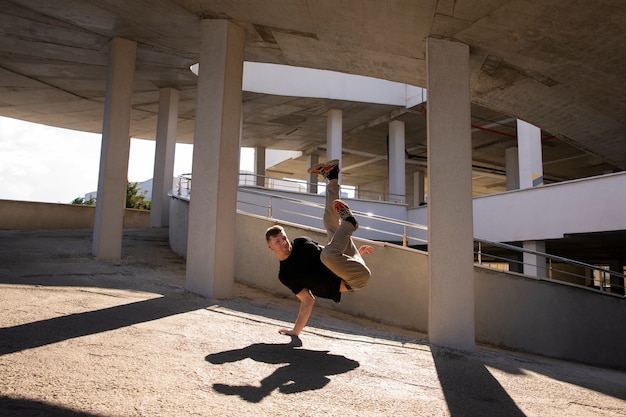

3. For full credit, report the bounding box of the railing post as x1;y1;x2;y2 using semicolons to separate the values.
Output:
403;226;407;247
477;241;482;265
548;258;552;279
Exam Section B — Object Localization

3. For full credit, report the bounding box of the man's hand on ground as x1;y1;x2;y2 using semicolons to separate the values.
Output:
279;328;299;336
358;245;374;256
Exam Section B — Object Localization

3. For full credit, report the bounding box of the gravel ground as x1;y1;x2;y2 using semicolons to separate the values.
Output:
1;228;625;417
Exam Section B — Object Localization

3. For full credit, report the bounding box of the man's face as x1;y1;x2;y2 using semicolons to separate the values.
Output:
267;231;292;260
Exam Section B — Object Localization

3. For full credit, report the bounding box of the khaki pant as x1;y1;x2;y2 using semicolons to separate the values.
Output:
320;180;371;290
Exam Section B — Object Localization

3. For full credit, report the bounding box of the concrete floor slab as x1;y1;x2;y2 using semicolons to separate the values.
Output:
1;229;624;416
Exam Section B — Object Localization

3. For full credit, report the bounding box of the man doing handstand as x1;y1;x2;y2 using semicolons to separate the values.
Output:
265;160;373;336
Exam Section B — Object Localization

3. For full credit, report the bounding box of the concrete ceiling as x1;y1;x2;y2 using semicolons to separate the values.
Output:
0;0;624;197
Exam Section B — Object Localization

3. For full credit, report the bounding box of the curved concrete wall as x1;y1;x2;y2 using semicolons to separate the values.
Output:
169;195;430;332
171;195;625;369
6;197;623;368
235;213;430;332
473;172;626;242
168;196;189;257
243;62;425;107
408;171;626;243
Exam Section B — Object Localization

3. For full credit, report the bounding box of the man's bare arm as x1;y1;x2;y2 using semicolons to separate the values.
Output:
279;288;315;336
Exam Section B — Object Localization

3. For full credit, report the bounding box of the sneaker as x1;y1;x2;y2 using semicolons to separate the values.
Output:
308;159;340;179
333;199;358;230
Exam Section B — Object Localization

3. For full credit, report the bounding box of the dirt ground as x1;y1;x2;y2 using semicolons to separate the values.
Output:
1;228;625;417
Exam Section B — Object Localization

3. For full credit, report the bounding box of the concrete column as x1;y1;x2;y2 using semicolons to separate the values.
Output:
92;37;137;259
150;87;179;227
255;146;266;187
523;240;547;278
517;120;543;189
609;259;624;295
307;154;319;194
505;147;520;190
426;37;475;351
517;120;545;276
326;109;342;166
508;251;524;273
413;171;425;206
185;19;245;298
388;120;406;203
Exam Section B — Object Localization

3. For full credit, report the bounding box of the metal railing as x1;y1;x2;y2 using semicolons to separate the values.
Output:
475;239;625;294
238;172;414;204
176;173;192;199
179;172;415;204
174;173;625;296
236;187;428;246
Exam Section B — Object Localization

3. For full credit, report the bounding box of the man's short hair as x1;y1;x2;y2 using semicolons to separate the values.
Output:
265;224;284;241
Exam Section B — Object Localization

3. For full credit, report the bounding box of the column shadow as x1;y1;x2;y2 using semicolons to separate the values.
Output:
0;293;211;356
432;346;526;417
205;336;359;403
0;396;104;417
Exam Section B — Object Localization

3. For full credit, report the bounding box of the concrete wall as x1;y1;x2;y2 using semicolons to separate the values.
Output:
473;171;626;242
171;195;626;369
409;171;626;243
169;195;189;256
0;199;150;230
4;198;623;367
475;266;625;369
169;195;429;331
235;213;430;332
243;62;425;108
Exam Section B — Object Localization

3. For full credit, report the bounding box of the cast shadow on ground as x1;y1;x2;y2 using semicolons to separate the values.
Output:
0;396;103;417
432;346;526;417
205;336;359;403
0;293;211;356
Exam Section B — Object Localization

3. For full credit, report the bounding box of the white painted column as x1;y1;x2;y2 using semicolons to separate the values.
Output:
255;146;266;187
426;37;475;351
517;119;543;188
505;149;523;276
523;240;547;278
505;147;520;190
388;120;406;202
307;154;319;194
326;109;342;165
413;171;426;206
150;87;179;227
517;119;546;276
92;37;137;259
609;259;625;295
185;19;245;298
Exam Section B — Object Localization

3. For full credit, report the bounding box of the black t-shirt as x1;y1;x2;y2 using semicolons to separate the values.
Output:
279;237;342;303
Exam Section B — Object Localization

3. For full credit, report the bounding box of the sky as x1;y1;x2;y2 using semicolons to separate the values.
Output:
0;116;254;204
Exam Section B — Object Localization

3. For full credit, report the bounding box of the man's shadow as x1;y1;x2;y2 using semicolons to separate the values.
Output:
205;336;359;403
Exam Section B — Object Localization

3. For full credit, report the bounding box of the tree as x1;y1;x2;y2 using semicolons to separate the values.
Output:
70;182;150;210
126;182;151;210
70;196;95;205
